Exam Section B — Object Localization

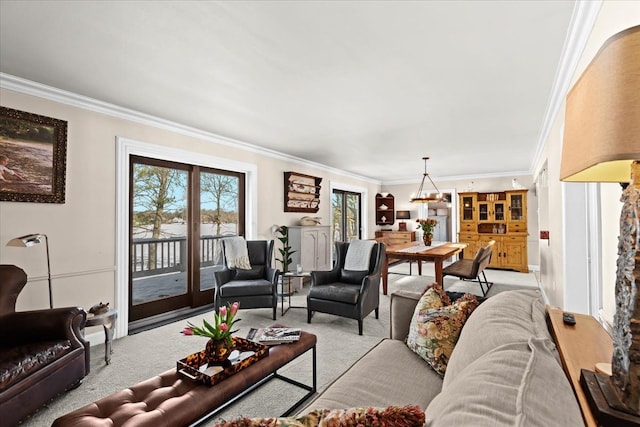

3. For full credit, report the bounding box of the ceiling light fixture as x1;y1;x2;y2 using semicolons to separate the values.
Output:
410;157;443;203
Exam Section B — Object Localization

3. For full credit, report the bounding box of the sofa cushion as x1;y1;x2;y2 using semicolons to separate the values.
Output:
307;284;360;304
300;339;443;412
406;294;479;375
234;265;265;280
218;279;273;297
444;289;550;386
425;338;583;427
340;269;368;285
0;340;72;391
216;405;425;427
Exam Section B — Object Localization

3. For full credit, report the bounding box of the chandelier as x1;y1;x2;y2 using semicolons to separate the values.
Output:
410;156;443;203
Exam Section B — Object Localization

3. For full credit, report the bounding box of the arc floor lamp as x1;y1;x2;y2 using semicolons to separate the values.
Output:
6;233;53;309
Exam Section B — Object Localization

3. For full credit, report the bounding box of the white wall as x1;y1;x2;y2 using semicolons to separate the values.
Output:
0;87;381;339
534;0;640;311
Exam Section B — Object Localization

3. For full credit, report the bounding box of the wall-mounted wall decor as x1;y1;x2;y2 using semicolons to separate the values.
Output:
284;171;321;213
0;107;67;203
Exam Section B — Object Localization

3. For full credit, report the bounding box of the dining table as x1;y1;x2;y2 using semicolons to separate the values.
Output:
381;241;468;295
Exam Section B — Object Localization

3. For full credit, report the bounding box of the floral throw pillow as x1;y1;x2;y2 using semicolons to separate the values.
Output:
213;405;425;427
406;293;479;376
406;283;450;352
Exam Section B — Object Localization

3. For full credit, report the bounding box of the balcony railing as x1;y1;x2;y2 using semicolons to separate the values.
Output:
132;235;225;278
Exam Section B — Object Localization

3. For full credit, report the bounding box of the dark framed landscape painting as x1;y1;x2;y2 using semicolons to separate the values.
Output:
0;106;67;203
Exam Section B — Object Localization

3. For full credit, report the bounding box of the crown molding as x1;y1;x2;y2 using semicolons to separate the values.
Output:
383;169;533;186
529;0;603;174
0;73;380;185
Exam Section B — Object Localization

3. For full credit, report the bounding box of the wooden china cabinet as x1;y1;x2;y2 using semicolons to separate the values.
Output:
457;189;528;273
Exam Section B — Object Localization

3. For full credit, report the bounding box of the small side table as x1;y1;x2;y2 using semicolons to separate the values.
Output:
84;309;118;365
280;272;310;315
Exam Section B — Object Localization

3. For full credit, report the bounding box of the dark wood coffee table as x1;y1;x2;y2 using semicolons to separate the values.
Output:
53;329;317;427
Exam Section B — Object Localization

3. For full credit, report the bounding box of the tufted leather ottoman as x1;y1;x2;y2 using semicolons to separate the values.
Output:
53;330;317;427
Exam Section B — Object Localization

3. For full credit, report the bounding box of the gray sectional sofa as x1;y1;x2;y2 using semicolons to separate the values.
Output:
299;289;584;426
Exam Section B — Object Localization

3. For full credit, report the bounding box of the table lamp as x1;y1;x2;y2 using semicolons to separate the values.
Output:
396;210;411;231
6;233;53;309
560;25;640;426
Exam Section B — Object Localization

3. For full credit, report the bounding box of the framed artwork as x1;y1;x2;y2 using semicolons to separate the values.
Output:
284;171;321;213
0;106;67;203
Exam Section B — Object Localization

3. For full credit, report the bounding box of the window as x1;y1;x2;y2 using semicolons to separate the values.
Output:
129;156;245;323
332;189;362;244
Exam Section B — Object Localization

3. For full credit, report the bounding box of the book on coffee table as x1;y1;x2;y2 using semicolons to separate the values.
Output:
246;327;301;345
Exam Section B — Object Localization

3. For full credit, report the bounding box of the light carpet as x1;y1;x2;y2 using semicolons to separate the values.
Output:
20;264;538;426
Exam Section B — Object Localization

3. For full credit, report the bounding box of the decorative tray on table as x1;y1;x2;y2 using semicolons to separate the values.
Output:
177;337;269;386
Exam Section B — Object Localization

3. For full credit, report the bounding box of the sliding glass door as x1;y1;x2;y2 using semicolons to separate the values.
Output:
129;156;245;322
198;169;245;298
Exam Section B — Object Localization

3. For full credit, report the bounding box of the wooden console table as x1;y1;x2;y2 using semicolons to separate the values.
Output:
547;307;613;427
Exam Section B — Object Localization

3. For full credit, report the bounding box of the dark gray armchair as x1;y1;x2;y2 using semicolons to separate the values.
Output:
213;239;280;320
307;241;384;335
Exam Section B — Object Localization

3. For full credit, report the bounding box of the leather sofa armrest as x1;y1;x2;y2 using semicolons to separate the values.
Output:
213;268;235;287
359;269;381;292
389;290;421;341
265;266;280;285
0;307;88;349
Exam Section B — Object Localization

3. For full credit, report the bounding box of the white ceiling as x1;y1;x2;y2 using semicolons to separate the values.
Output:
0;1;576;183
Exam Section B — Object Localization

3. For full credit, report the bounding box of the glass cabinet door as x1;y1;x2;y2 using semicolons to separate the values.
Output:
494;202;505;221
509;194;524;221
461;195;475;222
478;202;489;221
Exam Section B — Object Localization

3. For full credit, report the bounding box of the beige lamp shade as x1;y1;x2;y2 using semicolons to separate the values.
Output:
560;25;640;182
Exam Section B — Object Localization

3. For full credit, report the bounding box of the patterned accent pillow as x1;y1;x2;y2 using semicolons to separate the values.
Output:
213;405;425;427
406;283;450;350
406;293;479;376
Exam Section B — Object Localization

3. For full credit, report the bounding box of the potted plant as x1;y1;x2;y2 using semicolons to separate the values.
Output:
183;301;240;363
274;225;295;273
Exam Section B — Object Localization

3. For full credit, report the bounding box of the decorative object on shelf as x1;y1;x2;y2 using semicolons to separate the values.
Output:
0;107;67;203
376;193;395;225
299;216;321;226
560;24;640;425
272;225;295;273
6;233;53;308
89;301;110;315
511;178;524;189
284;172;321;213
396;210;411;231
185;301;241;364
410;157;443;203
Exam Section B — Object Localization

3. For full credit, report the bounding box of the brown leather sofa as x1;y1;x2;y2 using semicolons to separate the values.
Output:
0;264;90;425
